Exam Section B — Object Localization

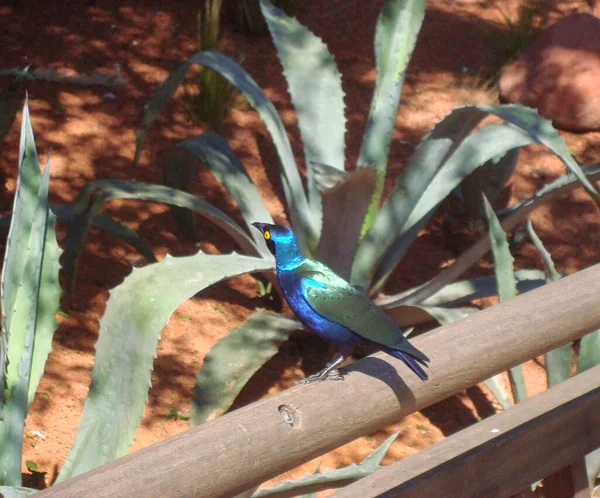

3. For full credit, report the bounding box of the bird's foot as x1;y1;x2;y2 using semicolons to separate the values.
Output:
295;368;347;385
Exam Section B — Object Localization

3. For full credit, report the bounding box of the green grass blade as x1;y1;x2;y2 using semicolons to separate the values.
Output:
173;132;275;252
260;0;346;228
191;312;299;425
134;49;316;252
63;179;262;293
57;252;274;482
483;195;526;404
253;432;400;497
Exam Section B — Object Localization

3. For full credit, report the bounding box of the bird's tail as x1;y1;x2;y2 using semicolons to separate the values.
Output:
384;348;429;381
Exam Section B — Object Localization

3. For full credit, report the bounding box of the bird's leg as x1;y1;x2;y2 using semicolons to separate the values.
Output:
296;354;347;384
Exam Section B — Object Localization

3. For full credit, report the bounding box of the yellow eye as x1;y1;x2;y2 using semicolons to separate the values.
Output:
264;230;271;240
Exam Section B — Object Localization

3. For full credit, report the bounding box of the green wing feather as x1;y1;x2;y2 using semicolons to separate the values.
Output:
298;260;429;362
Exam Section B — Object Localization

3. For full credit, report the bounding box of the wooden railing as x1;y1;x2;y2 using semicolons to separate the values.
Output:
39;263;600;498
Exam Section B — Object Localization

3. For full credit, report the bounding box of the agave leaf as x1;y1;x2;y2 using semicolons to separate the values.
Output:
354;105;600;294
577;330;600;374
526;221;560;281
173;132;274;253
260;0;346;227
396;164;600;308
358;0;426;232
2;99;41;339
483;195;526;404
483;376;512;410
527;221;571;387
316;167;377;280
352;111;530;292
460;149;520;221
0;205;157;265
377;269;547;308
383;303;476;328
253;432;400;498
26;194;61;409
134;49;316;252
0;486;38;498
57;252;274;482
191;312;299;425
63;179;262;293
585;448;600;487
0;159;54;486
479;104;600;205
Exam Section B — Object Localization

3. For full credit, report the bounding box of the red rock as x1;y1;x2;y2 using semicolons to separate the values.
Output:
499;13;600;131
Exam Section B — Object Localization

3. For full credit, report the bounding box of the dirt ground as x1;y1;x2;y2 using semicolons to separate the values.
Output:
1;0;599;493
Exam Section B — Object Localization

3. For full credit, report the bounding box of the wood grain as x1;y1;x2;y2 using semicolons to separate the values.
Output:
332;365;600;498
39;263;600;498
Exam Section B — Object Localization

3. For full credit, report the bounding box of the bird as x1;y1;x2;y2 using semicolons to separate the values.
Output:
252;222;430;383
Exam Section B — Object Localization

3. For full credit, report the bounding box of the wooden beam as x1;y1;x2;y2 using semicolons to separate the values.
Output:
39;263;600;498
544;458;590;498
332;366;600;498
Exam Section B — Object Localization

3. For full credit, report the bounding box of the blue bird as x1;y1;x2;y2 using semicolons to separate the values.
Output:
252;222;430;383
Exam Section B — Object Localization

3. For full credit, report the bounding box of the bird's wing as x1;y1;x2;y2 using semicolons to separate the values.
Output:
297;260;429;362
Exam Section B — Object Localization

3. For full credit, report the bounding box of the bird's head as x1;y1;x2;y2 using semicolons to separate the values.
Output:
252;222;303;268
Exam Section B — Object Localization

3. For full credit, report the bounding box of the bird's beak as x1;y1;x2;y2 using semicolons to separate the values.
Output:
251;222;266;234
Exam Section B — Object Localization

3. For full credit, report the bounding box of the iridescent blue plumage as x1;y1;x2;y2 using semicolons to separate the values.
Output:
252;222;429;383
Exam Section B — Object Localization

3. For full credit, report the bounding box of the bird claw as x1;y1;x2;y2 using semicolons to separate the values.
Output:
295;368;347;385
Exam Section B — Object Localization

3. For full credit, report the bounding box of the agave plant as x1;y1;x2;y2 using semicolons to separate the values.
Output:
127;0;600;422
4;0;600;492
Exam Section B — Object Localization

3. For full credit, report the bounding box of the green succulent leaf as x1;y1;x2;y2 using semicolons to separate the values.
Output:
483;195;526;405
396;164;600;308
261;0;346;228
172;132;275;254
191;311;299;425
1;101;61;486
358;0;426;231
479;104;600;205
252;432;400;497
353;105;599;294
585;448;600;487
483;376;512;410
526;221;571;387
577;330;600;374
134;49;316;253
0;206;157;266
383;303;476;328
62;179;262;292
378;270;547;308
316;167;377;280
0;486;38;498
460;149;520;221
57;252;274;482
